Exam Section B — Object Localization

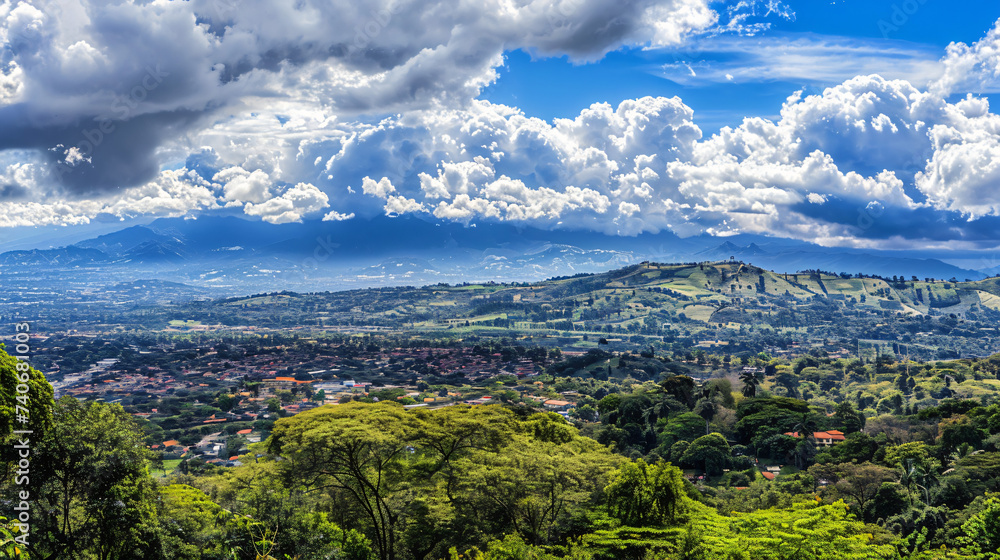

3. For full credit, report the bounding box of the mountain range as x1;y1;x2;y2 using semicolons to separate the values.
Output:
0;215;991;296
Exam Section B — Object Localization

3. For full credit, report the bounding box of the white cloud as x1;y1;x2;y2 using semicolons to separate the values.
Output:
915;108;1000;217
656;34;943;88
13;7;1000;250
243;182;330;224
322;210;355;221
0;168;218;226
932;19;1000;97
213;167;272;203
384;195;426;216
360;176;396;199
0;0;723;198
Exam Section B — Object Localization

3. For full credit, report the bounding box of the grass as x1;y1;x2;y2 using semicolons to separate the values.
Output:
155;459;182;478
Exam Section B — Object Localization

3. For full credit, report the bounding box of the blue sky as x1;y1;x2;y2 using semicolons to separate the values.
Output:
4;0;1000;251
484;1;1000;130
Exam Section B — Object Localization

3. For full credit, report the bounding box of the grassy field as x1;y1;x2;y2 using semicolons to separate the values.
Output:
155;459;182;478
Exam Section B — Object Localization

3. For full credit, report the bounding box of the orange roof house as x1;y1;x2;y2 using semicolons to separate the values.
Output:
783;430;847;447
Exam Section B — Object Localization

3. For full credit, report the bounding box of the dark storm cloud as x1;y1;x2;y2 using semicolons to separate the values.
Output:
0;0;716;194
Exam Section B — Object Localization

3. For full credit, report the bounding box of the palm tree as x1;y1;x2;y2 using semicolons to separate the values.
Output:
792;413;817;441
788;413;818;469
912;462;937;505
739;369;763;398
694;397;718;435
949;442;974;466
898;458;937;506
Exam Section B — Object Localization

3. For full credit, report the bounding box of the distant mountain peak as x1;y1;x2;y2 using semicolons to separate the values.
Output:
698;241;768;259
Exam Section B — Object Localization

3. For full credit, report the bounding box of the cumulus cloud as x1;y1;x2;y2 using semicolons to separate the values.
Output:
932;19;1000;97
324;56;1000;245
361;176;396;199
323;89;926;239
0;167;217;226
213;167;272;203
384;195;426;216
12;3;1000;250
322;210;355;221
243;182;330;224
0;0;720;196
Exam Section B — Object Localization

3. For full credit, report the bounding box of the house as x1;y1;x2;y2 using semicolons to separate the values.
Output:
543;400;574;411
783;430;846;447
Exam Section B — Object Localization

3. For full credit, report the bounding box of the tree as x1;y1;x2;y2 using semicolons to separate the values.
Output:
862;483;908;524
216;393;236;412
899;459;937;505
940;417;987;453
157;484;227;560
680;433;730;475
789;413;819;469
693;397;717;435
833;401;866;434
33;398;161;559
883;442;930;469
809;463;896;512
268;402;420;560
659;376;697;408
0;342;54;461
960;496;1000;559
791;438;817;470
604;459;687;526
266;397;282;413
739;369;763;398
457;433;618;546
817;432;878;464
657;412;708;453
792;412;817;441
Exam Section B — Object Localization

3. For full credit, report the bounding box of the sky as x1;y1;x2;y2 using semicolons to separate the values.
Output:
4;0;1000;251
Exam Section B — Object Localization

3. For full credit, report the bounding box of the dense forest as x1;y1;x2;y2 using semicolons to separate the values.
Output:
4;341;1000;559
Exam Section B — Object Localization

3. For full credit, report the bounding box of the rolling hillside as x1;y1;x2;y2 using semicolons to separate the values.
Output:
137;261;1000;360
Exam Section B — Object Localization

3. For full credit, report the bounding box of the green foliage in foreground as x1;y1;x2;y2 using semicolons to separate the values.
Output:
5;343;1000;560
583;500;898;560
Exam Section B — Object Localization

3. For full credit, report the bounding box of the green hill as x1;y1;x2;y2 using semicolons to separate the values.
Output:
131;260;997;361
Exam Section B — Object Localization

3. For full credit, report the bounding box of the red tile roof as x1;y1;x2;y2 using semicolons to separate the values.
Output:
783;431;846;441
